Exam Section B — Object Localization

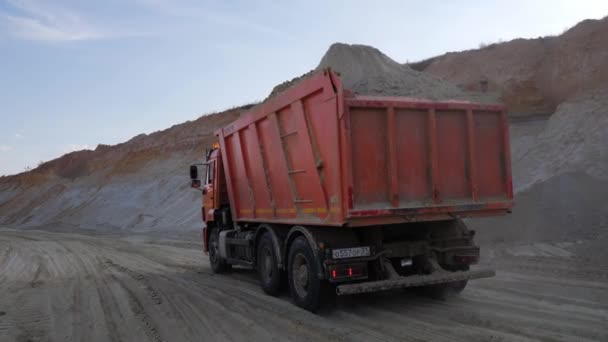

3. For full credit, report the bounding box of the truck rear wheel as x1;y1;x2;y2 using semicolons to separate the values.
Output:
257;232;282;295
208;227;231;273
422;264;469;299
449;280;468;293
443;265;469;294
287;236;330;312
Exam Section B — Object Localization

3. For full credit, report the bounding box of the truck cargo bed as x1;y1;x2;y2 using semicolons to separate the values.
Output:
216;69;513;227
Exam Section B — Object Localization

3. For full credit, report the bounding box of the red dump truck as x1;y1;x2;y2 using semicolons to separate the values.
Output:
190;69;513;311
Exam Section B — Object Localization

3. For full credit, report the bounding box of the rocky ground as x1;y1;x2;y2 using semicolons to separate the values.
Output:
0;226;606;342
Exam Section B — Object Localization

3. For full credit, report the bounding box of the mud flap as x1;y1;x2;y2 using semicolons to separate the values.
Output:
335;268;495;295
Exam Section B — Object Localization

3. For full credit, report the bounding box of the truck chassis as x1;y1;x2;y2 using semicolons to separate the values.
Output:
202;208;491;311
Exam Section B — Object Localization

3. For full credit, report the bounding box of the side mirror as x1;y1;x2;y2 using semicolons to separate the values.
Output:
191;179;201;189
190;165;199;180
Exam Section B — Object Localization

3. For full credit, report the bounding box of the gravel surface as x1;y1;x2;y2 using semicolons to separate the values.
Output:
1;227;606;342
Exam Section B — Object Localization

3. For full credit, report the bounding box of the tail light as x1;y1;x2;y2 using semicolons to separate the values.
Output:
328;263;367;282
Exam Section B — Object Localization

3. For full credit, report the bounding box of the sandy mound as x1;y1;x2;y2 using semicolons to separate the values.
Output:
474;171;608;246
0;107;248;231
316;43;406;89
270;43;497;102
474;85;608;246
513;86;608;192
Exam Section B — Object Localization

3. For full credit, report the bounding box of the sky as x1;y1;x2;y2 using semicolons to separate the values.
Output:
1;0;607;176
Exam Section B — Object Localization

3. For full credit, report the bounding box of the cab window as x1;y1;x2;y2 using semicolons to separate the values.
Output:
206;160;215;185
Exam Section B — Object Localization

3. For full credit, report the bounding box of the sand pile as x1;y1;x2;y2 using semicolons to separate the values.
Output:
473;85;608;245
513;86;608;192
320;43;496;102
316;43;407;89
270;43;497;102
474;171;608;245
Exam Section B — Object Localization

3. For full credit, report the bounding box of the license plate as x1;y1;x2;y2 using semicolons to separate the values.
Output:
332;246;371;259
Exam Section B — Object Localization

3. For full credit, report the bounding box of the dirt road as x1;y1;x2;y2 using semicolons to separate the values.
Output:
0;227;606;342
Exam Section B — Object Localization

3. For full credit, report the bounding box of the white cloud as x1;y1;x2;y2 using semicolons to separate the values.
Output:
14;133;23;139
0;0;101;42
1;13;101;42
0;0;141;42
0;144;13;152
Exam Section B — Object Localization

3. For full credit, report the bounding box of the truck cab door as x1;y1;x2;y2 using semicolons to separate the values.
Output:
203;159;215;223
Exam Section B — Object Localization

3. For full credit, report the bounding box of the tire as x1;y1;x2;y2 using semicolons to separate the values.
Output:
287;236;332;312
449;280;468;293
257;233;282;296
208;227;231;273
427;219;473;298
423;280;468;299
422;264;469;299
442;265;469;294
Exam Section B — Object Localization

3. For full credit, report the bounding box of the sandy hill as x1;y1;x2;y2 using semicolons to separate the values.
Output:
410;17;608;116
1;22;607;244
0;107;247;231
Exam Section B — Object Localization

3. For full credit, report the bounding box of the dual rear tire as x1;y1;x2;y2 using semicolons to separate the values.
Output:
209;228;330;312
257;234;330;312
286;237;332;312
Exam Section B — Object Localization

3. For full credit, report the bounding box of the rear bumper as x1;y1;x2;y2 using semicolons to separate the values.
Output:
335;268;495;295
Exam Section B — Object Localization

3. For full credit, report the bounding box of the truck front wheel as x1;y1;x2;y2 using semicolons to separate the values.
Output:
257;232;282;295
287;236;331;312
208;227;231;273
